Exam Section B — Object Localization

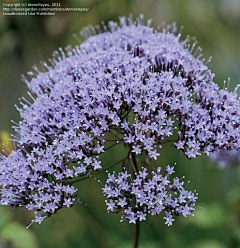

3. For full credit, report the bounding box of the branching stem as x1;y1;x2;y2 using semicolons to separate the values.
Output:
64;156;128;185
109;129;122;140
105;141;121;151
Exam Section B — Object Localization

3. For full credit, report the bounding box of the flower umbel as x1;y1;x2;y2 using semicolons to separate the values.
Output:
0;14;239;226
101;164;197;225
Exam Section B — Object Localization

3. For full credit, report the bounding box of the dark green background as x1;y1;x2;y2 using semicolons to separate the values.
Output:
0;0;240;247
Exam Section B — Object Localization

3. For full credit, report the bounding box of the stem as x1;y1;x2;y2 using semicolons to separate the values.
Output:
133;220;139;248
161;139;178;143
128;150;140;248
105;141;122;151
64;156;128;185
103;138;121;142
122;109;132;120
128;151;138;175
109;129;122;140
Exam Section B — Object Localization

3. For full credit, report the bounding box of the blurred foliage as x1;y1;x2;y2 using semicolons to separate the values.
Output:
0;0;240;247
0;130;14;154
0;208;39;248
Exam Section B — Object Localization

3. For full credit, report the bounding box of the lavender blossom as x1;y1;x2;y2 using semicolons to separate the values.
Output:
0;14;239;225
100;164;197;225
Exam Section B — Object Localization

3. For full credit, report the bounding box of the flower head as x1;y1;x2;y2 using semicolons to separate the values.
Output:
1;14;239;224
101;164;197;225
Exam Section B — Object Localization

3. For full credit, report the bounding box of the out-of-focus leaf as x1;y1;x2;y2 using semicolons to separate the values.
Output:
187;203;226;228
0;130;14;153
1;222;39;248
0;208;12;227
188;239;227;248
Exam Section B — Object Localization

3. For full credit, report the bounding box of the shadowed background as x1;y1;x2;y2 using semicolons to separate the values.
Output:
0;0;240;247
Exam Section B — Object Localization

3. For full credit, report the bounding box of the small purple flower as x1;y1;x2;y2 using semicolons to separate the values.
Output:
163;211;175;226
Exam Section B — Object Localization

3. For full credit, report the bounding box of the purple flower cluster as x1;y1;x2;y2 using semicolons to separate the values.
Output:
18;15;240;159
0;14;239;225
101;164;197;225
0;149;78;225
